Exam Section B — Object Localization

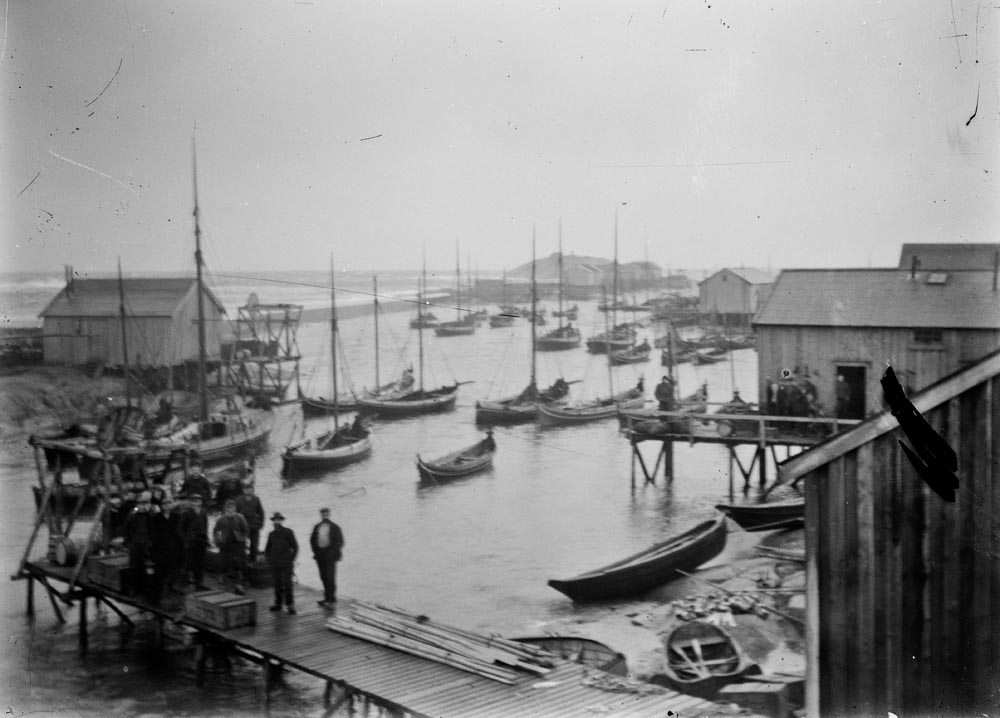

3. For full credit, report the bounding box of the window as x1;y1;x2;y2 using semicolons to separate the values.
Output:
913;329;943;344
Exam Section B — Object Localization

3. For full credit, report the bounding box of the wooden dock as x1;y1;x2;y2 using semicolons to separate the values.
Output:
14;558;755;718
619;408;860;490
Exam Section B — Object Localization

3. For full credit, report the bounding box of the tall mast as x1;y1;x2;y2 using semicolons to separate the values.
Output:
330;256;340;429
530;226;537;389
454;241;461;321
192;139;208;423
373;274;380;391
612;208;619;332
117;258;131;406
557;219;564;330
419;253;426;391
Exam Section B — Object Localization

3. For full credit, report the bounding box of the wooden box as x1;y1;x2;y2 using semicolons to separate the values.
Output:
719;682;791;718
184;590;257;629
86;553;132;593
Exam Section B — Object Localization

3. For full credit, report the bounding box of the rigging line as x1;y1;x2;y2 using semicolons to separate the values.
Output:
209;271;476;315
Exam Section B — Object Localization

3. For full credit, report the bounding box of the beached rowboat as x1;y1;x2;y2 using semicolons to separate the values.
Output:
547;513;728;602
714;498;805;532
661;621;756;699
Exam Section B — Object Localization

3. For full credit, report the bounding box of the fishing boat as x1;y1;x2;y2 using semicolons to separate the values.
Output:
695;347;729;365
661;621;756;699
359;259;461;417
536;226;582;352
551;303;579;320
434;244;477;337
715;497;805;532
416;430;496;482
609;340;651;365
547;513;728;602
283;260;372;475
511;636;628;676
488;313;516;328
536;382;644;426
299;393;360;417
475;230;571;424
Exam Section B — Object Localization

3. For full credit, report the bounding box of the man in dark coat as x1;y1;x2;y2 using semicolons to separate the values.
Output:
264;512;298;614
179;493;209;590
309;507;344;607
235;483;265;563
180;460;212;508
122;491;155;597
150;495;183;598
214;499;249;595
654;376;675;411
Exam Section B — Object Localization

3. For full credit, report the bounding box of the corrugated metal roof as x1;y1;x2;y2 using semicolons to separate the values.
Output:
700;267;774;286
898;242;1000;271
39;278;225;318
754;269;1000;329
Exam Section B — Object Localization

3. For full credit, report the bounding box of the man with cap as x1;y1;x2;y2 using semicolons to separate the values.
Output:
122;490;155;597
214;499;250;595
309;507;344;607
654;375;675;412
179;493;209;590
264;512;298;614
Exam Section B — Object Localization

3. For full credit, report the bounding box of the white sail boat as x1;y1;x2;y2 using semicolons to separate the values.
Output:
536;220;582;351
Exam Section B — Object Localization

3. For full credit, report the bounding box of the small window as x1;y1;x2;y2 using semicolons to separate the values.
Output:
926;273;948;285
913;329;943;344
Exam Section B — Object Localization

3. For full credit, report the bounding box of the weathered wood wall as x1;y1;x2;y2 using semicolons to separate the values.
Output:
789;355;999;715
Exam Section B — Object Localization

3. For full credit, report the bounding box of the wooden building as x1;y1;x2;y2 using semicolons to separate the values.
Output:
898;242;1000;271
39;277;227;367
698;267;774;324
778;348;1000;716
753;269;1000;419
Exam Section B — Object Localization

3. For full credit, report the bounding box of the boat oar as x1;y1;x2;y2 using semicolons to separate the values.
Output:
674;569;805;627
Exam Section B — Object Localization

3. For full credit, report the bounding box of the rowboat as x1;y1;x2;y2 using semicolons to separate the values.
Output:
282;423;372;473
358;385;459;416
416;431;496;482
511;636;627;676
536;385;644;426
609;342;651;365
715;498;805;532
488;313;516;328
299;393;360;417
433;318;477;336
551;303;578;320
547;513;728;602
661;621;756;699
695;347;729;365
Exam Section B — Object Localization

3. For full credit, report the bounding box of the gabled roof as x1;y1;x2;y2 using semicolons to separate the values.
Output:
39;278;226;318
899;243;1000;271
754;269;1000;329
700;267;774;286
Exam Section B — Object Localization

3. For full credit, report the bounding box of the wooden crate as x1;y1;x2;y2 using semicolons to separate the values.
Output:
719;682;791;718
185;590;257;629
86;553;132;593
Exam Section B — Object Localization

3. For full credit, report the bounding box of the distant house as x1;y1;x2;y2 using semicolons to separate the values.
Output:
698;267;774;324
753;268;1000;419
564;263;606;288
39;277;227;367
898;242;1000;271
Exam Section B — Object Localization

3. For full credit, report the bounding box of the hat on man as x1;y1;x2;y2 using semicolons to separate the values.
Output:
270;512;285;521
320;507;330;514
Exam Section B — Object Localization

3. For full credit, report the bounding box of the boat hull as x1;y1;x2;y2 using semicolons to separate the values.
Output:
661;621;756;699
537;395;644;425
416;452;493;481
475;398;540;424
358;388;458;416
512;636;627;676
714;499;805;531
536;335;582;352
547;514;728;602
282;435;372;473
300;396;360;417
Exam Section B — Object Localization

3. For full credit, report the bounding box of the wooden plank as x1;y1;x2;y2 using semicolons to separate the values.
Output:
854;440;876;713
990;376;1000;708
960;383;987;712
819;456;846;715
898;425;926;715
803;461;822;718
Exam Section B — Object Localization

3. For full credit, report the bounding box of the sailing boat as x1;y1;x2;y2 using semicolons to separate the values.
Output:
358;258;461;416
536;221;582;351
585;251;635;354
364;274;416;399
475;228;571;425
488;269;517;328
434;243;477;336
282;260;372;473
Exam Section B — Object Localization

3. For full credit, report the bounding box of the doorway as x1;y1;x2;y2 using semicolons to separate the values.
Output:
834;365;866;420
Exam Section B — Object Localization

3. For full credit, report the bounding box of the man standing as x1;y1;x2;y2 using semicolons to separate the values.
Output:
235;483;265;563
264;512;298;614
654;376;675;411
214;500;250;595
151;495;183;598
179;493;209;590
122;491;155;598
309;507;344;607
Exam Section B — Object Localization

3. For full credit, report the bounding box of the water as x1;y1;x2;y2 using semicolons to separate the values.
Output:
0;272;759;715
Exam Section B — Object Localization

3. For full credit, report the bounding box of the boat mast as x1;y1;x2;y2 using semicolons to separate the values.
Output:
454;241;461;321
530;225;537;390
373;274;380;391
419;253;426;392
557;220;564;330
330;257;340;430
117;258;131;406
192;140;208;423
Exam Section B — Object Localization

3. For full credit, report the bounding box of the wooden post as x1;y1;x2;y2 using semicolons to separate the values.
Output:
78;595;88;655
195;634;207;686
758;445;767;486
26;575;35;618
630;440;636;490
261;658;272;704
663;440;673;481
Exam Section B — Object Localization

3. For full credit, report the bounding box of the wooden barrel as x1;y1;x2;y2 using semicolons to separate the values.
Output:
51;536;79;566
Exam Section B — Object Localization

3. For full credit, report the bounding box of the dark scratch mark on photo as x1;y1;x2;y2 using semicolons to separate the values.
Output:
84;58;123;108
17;170;42;197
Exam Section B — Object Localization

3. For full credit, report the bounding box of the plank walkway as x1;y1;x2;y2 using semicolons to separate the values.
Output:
18;559;758;718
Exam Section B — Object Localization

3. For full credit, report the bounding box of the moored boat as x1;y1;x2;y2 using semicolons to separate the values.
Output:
547;513;728;602
609;340;651;365
537;386;644;426
661;621;756;699
416;430;496;482
695;347;729;365
714;497;805;531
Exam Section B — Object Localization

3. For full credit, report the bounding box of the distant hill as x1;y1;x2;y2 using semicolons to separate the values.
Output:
507;252;660;282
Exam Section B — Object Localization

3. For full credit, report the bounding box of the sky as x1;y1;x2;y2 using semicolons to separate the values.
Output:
2;0;997;277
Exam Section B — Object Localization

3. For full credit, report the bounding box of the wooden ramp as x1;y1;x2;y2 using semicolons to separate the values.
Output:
17;559;754;718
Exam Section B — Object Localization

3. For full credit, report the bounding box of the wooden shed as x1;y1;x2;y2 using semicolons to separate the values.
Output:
39;277;227;367
699;267;773;325
753;269;1000;419
778;349;1000;716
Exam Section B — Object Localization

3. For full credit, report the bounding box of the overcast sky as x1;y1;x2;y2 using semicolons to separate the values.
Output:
3;0;997;276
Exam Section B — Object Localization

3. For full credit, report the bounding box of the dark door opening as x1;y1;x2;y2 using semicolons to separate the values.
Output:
835;365;866;420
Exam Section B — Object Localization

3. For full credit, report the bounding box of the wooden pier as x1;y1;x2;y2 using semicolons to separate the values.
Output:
620;408;860;493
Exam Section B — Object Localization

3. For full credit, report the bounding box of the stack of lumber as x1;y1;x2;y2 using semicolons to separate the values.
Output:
326;602;556;684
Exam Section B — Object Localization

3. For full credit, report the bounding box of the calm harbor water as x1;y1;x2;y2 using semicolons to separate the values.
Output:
1;273;760;716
